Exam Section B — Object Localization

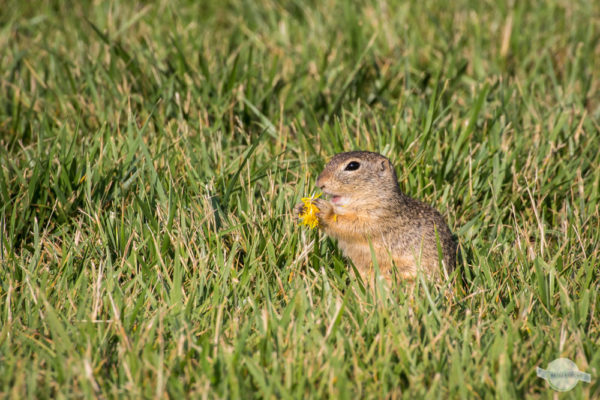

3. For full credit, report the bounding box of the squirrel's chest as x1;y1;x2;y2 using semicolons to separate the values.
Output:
337;236;392;266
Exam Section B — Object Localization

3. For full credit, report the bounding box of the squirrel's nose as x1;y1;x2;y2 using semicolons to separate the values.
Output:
316;178;326;190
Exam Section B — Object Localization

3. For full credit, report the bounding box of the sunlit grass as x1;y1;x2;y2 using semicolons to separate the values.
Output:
1;0;599;398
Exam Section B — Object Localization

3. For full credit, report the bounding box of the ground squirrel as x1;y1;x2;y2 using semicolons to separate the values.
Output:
295;151;456;283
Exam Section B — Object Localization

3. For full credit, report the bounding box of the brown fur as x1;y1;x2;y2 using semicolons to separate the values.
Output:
295;151;456;283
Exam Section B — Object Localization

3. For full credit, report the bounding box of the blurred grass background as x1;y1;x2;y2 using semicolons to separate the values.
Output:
1;0;599;398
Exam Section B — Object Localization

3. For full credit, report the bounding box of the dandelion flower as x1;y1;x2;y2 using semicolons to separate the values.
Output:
299;193;321;229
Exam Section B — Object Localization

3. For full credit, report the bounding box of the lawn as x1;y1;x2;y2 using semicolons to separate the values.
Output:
1;0;599;398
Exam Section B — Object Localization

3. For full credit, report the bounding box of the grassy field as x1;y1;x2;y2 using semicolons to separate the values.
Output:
1;0;599;398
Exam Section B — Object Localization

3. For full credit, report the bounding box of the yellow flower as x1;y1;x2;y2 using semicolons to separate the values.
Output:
299;193;321;229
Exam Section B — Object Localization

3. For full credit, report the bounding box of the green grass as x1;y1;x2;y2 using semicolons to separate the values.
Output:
1;0;599;398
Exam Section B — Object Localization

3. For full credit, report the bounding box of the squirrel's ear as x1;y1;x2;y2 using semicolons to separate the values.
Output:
379;160;391;173
379;159;396;178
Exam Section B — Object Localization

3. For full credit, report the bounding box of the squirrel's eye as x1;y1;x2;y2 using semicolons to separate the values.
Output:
344;161;360;171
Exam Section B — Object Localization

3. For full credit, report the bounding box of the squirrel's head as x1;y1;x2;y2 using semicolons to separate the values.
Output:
316;151;401;210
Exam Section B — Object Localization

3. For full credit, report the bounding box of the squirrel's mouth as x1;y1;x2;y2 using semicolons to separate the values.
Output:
323;192;349;206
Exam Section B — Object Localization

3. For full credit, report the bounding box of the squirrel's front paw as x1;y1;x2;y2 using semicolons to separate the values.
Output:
312;198;334;219
293;202;306;219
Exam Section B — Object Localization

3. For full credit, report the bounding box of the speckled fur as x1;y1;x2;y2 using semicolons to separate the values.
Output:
295;151;456;283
